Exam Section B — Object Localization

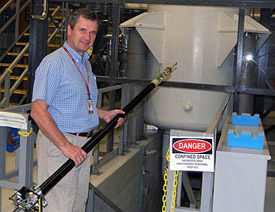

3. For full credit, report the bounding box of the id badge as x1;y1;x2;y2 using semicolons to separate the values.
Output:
88;99;93;114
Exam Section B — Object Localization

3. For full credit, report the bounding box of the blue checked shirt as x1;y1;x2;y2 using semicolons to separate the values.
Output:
32;42;99;133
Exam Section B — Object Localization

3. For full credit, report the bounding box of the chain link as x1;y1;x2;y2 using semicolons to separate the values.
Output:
171;171;179;212
166;148;170;162
18;128;33;137
162;148;179;212
162;167;168;212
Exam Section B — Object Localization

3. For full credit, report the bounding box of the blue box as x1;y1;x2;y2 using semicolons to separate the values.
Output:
232;112;259;127
227;129;264;149
227;113;264;149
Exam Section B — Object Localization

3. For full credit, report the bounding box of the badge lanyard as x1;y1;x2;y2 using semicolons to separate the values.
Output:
63;46;93;114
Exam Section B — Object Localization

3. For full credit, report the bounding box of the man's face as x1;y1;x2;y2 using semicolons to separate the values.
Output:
67;15;98;56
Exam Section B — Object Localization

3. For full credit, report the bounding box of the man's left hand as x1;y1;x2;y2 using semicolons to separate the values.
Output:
102;109;125;128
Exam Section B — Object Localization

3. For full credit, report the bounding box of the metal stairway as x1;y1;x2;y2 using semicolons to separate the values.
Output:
0;1;65;108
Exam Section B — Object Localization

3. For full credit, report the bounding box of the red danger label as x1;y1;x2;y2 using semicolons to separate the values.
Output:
173;139;212;153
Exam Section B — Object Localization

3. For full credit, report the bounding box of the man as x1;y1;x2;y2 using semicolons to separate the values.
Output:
31;8;124;212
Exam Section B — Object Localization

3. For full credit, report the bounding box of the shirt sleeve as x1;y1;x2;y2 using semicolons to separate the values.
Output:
32;56;62;105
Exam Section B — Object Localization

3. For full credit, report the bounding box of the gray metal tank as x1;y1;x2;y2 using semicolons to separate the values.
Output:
121;5;269;131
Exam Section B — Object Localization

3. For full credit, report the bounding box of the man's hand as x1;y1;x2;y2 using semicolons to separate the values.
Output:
59;142;87;167
98;109;125;128
31;99;87;167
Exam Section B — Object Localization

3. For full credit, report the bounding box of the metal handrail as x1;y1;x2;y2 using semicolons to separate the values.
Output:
0;6;65;108
91;84;130;175
0;68;28;108
47;6;66;44
31;0;48;20
0;25;30;62
0;43;29;82
0;0;15;16
0;0;31;35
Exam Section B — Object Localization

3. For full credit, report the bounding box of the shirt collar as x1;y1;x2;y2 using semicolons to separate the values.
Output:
63;41;89;64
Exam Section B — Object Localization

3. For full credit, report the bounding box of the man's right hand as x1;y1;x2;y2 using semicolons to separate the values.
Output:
31;99;87;167
60;142;87;167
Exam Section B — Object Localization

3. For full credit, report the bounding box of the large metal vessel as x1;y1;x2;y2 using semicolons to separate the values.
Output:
121;5;269;131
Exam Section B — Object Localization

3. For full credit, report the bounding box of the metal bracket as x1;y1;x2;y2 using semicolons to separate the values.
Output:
31;0;48;21
9;185;47;211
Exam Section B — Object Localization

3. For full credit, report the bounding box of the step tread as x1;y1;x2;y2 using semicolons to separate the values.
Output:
1;89;27;94
0;63;28;68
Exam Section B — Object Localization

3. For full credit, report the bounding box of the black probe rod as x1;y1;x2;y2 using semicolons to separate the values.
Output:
39;65;175;196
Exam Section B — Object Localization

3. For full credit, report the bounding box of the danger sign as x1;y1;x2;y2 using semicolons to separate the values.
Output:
173;139;212;153
170;136;214;172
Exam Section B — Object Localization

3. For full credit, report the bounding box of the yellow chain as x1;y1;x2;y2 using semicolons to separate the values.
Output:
18;128;33;137
171;171;179;212
163;148;179;212
166;148;170;162
162;168;168;212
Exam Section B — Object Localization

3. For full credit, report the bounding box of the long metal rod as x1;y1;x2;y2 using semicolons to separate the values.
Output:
38;65;176;196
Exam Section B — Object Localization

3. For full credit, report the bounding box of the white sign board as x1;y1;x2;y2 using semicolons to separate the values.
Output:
169;136;214;172
0;111;27;130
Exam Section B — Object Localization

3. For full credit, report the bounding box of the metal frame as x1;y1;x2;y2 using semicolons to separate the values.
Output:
87;183;124;212
96;76;275;96
23;2;275;210
91;84;143;174
0;0;31;35
212;116;270;212
48;0;275;8
27;0;49;102
27;0;272;103
95;4;271;114
0;2;65;108
91;84;128;174
0;104;35;210
254;9;273;116
233;9;245;113
12;64;172;209
2;1;270;211
22;1;269;117
0;84;142;211
167;95;232;212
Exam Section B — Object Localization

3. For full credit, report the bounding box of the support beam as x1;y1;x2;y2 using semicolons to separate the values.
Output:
233;9;245;113
27;0;48;103
254;9;272;117
48;0;275;8
107;3;121;152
